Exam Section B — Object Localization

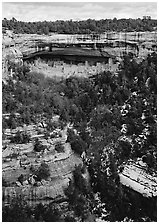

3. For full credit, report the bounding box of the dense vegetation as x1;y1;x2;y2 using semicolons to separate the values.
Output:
3;197;63;222
2;17;157;34
3;53;157;167
10;130;31;144
2;52;157;221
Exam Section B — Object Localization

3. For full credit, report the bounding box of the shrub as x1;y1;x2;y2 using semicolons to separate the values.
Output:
33;138;45;152
17;174;24;185
67;128;77;143
10;131;30;144
67;129;86;155
70;139;85;155
2;178;9;187
36;162;50;181
55;142;65;153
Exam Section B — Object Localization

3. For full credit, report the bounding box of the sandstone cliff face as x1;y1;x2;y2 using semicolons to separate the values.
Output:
2;30;22;79
2;46;23;79
2;124;83;205
119;159;157;198
13;31;157;57
3;152;82;206
101;31;157;43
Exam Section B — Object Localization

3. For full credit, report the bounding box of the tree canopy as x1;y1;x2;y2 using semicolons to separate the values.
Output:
2;17;157;34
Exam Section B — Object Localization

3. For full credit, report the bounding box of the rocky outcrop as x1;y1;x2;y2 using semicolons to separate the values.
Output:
3;152;82;205
2;46;23;79
119;159;157;198
2;135;79;183
2;123;83;206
